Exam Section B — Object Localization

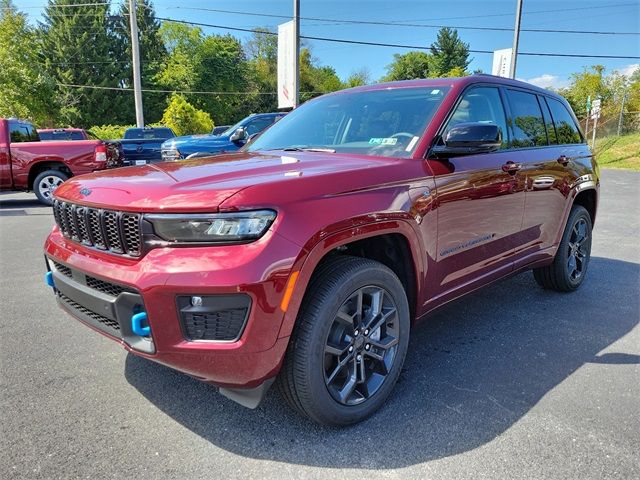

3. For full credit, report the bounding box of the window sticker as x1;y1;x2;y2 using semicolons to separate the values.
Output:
431;89;441;94
369;137;398;145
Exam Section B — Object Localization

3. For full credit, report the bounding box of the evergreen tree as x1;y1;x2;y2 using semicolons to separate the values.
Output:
41;0;129;126
429;27;471;76
0;0;58;125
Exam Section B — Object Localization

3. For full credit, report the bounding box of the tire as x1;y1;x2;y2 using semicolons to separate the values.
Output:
33;169;69;205
533;205;592;292
278;255;410;426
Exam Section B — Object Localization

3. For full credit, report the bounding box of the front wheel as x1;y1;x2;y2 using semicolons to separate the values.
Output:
33;169;69;205
533;205;593;291
278;256;410;426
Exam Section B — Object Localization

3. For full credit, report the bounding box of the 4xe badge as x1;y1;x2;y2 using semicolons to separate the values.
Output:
79;187;91;196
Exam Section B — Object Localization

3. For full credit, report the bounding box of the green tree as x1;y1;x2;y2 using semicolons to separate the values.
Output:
429;27;470;76
559;65;609;118
155;21;202;91
244;28;278;113
114;0;167;123
41;0;130;126
382;51;432;81
0;0;58;125
345;67;372;88
160;94;213;136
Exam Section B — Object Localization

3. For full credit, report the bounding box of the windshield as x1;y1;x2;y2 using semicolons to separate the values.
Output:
247;87;450;158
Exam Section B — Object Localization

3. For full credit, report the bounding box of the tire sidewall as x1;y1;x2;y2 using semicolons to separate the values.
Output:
557;206;593;290
296;262;410;425
33;170;68;205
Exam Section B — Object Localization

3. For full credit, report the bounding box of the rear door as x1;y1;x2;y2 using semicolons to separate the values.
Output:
507;90;583;264
428;85;526;301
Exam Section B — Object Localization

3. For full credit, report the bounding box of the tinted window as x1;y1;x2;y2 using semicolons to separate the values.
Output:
546;97;582;144
539;97;557;145
508;90;547;147
445;86;509;149
8;121;33;143
245;117;276;136
39;131;84;141
247;87;450;158
124;128;174;140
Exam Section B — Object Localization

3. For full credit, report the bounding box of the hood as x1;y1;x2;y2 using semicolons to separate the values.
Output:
53;151;409;212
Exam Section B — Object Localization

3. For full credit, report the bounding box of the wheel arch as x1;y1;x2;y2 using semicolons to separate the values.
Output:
28;161;72;190
277;218;425;340
573;187;597;226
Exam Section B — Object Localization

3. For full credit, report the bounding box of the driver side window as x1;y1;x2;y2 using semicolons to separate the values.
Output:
445;87;509;149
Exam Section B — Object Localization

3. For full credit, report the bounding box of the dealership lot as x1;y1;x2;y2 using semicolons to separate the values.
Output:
1;169;638;479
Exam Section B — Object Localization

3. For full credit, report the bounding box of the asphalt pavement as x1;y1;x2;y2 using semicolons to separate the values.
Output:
1;169;638;479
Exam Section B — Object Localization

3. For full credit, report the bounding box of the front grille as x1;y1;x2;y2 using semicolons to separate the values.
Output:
58;292;121;334
86;275;129;297
53;200;142;257
52;260;72;278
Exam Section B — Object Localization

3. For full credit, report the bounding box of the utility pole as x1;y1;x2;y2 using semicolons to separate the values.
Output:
293;0;300;107
129;0;144;127
617;90;628;136
509;0;523;79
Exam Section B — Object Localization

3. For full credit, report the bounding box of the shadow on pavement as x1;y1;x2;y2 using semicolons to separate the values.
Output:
0;197;51;216
125;256;639;469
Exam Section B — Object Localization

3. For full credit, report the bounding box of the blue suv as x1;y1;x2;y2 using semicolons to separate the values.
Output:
161;113;285;161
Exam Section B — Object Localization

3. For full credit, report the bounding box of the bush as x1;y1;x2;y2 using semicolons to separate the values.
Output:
160;94;213;136
89;124;133;140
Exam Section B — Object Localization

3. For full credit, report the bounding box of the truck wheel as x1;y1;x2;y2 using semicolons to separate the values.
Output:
278;256;410;426
533;205;592;292
33;169;68;205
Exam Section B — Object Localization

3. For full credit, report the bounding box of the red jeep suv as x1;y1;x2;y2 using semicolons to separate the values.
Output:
44;76;598;425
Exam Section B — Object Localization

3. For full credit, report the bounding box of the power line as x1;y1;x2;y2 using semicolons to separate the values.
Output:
165;6;640;36
156;17;640;60
57;83;321;95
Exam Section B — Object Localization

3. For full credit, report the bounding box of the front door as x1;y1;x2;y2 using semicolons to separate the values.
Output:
426;85;526;304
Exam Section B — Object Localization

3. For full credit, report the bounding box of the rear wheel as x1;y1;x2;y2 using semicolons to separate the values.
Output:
278;256;410;426
533;205;592;291
33;169;68;205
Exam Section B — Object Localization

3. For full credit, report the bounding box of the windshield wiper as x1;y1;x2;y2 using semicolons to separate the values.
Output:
280;147;336;153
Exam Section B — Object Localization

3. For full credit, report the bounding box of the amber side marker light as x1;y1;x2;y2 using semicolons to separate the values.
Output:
280;271;300;312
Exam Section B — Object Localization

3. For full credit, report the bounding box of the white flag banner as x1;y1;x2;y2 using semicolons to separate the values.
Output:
492;48;512;78
278;21;296;109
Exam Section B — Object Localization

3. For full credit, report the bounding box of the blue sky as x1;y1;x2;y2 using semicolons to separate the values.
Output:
17;0;640;87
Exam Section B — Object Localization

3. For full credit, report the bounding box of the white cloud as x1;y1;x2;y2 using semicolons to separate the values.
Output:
618;63;639;77
518;74;570;90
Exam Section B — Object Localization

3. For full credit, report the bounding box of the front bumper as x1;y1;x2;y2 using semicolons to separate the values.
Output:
44;227;301;391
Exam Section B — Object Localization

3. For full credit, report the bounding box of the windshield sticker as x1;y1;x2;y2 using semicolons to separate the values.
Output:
405;136;419;151
369;137;398;146
431;89;441;94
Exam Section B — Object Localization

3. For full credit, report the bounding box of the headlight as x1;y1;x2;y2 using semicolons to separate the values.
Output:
145;210;276;243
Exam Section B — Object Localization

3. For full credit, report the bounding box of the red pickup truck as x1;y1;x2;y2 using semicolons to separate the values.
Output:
44;76;598;425
0;118;122;204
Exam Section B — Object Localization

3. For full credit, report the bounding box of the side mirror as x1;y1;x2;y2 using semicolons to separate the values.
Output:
230;127;247;142
431;122;502;158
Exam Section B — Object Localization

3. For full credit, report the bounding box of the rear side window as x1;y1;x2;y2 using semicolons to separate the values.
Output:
546;97;582;144
245;117;276;136
8;121;31;143
507;90;547;148
539;97;557;145
445;86;509;149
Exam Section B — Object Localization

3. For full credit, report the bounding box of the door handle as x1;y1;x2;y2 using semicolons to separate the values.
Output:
557;155;571;166
501;161;522;174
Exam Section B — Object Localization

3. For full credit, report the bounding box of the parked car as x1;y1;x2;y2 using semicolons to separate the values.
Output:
44;75;598;425
37;128;98;141
1;118;122;204
120;126;175;165
161;113;285;161
211;125;231;136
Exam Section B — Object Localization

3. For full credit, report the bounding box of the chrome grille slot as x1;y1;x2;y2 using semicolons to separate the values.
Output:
52;200;142;257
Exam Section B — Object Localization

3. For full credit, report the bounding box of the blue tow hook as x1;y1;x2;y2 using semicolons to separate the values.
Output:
131;312;150;336
45;271;55;288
